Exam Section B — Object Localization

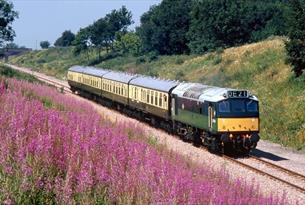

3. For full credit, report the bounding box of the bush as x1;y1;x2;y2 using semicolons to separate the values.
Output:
136;56;146;65
175;57;185;65
147;51;158;62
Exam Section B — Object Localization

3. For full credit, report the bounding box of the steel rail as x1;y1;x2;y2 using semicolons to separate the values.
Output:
223;155;305;194
250;155;305;181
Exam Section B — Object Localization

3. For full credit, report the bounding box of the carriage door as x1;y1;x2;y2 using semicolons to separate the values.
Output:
208;106;213;129
171;97;176;116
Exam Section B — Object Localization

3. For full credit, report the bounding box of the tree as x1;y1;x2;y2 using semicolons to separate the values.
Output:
114;32;142;55
90;6;133;55
73;27;91;60
40;41;50;49
5;42;18;49
285;0;305;77
137;0;193;55
187;0;288;54
73;6;133;61
54;30;75;47
0;0;18;47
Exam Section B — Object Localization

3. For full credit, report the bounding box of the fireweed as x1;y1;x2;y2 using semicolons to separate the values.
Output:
0;78;290;205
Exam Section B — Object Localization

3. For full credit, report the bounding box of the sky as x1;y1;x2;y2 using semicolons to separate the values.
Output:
10;0;161;49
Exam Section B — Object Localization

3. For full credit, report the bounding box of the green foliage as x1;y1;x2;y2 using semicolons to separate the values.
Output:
285;0;305;77
114;32;142;55
137;0;193;55
40;41;50;49
5;42;19;49
54;30;75;47
0;64;39;82
74;6;133;60
0;0;18;47
187;0;288;54
73;27;90;56
147;135;158;146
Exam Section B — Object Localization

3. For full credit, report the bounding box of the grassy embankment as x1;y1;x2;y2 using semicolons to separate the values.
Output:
8;37;305;151
0;63;39;82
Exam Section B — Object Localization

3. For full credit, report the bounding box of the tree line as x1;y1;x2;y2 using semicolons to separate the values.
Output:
67;0;290;56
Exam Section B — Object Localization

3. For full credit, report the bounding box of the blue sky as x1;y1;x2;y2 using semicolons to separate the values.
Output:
11;0;161;49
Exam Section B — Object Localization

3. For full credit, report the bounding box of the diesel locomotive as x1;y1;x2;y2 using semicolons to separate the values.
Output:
67;65;260;154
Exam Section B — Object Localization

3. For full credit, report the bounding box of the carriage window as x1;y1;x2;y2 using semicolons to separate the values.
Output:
143;90;146;102
155;92;158;106
159;93;162;107
151;91;154;104
164;95;168;108
147;92;150;103
134;88;137;99
219;101;230;113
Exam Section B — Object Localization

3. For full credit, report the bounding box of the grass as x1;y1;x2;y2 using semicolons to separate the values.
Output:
0;63;39;82
8;36;305;151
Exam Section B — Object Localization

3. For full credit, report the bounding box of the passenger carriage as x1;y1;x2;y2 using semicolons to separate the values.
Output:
129;76;179;120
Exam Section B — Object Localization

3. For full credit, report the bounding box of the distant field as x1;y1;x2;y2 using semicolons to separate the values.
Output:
8;37;305;151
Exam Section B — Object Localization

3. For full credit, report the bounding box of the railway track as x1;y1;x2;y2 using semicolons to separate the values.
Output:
8;64;305;196
223;155;305;194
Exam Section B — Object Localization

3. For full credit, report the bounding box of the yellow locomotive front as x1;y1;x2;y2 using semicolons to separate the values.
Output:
215;91;260;153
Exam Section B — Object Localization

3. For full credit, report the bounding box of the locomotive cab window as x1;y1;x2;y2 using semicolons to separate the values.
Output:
218;101;230;113
247;100;258;112
231;99;246;112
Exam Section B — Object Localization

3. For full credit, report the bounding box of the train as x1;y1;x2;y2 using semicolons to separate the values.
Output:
67;65;260;154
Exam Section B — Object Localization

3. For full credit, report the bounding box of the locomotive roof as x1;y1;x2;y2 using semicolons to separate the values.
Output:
103;71;137;83
130;76;179;92
172;83;258;102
